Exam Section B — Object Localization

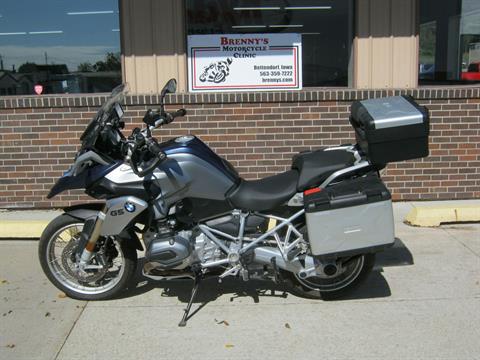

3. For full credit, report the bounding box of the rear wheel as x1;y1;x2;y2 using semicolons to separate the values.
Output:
39;214;137;300
285;253;376;300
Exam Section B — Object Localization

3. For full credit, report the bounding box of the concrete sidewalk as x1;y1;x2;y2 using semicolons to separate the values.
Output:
0;204;479;359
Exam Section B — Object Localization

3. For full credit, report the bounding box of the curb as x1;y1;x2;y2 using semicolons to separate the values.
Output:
404;205;480;227
0;220;49;238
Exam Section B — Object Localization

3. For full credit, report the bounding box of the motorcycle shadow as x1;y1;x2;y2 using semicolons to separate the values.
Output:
341;237;414;301
375;238;414;268
123;263;290;305
120;237;413;305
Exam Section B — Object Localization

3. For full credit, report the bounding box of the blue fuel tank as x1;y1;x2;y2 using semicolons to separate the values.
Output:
104;136;239;217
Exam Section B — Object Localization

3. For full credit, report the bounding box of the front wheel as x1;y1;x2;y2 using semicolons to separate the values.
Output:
39;214;137;300
285;254;376;300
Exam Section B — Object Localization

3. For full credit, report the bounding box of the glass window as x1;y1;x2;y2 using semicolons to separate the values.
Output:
186;0;354;87
0;0;121;95
419;0;480;85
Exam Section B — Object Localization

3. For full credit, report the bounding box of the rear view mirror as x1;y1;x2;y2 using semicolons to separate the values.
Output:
161;79;177;97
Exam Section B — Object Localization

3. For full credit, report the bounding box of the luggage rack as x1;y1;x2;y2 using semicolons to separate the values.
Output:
319;160;371;188
311;145;373;188
323;144;363;164
287;145;374;207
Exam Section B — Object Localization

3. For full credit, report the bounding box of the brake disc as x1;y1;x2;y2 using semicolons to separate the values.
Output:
61;240;108;283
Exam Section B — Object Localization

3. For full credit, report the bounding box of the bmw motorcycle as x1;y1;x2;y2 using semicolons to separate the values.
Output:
39;79;429;326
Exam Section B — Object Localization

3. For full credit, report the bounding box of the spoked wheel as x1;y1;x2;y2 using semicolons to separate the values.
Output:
286;254;376;300
39;214;137;300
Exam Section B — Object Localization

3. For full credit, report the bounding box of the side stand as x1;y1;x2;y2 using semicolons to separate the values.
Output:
178;273;202;327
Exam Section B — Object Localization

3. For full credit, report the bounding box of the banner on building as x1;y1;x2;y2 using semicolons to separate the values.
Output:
187;33;302;92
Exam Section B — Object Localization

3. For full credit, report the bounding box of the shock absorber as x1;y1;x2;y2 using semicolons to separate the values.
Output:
78;207;107;268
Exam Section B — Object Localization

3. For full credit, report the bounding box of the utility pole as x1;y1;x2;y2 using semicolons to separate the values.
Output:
0;54;3;71
44;51;48;65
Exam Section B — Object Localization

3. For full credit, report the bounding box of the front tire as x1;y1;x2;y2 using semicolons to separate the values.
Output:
285;254;376;300
39;213;137;301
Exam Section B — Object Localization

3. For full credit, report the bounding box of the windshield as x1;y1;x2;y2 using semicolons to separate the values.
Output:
80;84;128;146
100;83;127;115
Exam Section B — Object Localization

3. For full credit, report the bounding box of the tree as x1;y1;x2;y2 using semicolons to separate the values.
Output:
93;52;121;72
18;62;37;73
77;62;94;72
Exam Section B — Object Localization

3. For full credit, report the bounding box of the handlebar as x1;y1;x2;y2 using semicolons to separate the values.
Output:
125;107;186;177
144;108;187;128
128;138;167;177
147;138;164;158
133;153;166;177
166;108;187;123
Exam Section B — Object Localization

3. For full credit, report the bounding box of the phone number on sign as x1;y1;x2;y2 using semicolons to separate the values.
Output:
259;71;293;76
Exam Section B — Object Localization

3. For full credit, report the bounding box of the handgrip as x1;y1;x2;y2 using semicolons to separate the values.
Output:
147;140;164;156
132;139;166;177
165;108;187;124
135;155;164;177
143;109;162;127
173;108;186;117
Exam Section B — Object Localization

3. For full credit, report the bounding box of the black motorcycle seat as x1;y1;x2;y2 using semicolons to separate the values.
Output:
292;149;355;191
228;170;299;211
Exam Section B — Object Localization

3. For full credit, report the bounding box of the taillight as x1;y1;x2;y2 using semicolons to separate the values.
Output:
303;187;322;196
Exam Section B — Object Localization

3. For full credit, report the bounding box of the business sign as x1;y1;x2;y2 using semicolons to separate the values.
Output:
187;33;302;92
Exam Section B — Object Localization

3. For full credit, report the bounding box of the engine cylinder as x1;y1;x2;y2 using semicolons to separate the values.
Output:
145;233;192;269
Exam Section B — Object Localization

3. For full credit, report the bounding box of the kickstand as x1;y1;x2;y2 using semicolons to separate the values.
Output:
178;273;202;327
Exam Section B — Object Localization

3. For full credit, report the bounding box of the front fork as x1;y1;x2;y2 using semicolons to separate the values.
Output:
77;206;107;269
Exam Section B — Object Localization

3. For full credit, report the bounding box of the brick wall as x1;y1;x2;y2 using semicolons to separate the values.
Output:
0;87;479;208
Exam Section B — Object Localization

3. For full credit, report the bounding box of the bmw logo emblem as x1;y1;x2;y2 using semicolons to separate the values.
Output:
124;202;136;213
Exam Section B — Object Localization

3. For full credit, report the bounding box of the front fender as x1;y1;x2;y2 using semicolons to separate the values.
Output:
64;203;105;220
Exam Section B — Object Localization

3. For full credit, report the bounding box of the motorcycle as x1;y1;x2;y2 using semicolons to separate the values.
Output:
39;79;430;326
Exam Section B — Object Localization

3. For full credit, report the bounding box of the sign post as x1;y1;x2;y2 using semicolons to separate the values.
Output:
187;33;302;92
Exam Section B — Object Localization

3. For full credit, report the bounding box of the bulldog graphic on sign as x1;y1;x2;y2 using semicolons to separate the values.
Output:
199;58;232;83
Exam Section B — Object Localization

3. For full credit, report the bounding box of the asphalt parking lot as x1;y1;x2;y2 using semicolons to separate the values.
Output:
0;203;479;360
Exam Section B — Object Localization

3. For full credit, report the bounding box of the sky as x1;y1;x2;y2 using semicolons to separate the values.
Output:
0;0;120;71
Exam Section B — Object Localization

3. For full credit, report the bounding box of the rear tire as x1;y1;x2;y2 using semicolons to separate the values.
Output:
39;213;137;301
285;253;376;300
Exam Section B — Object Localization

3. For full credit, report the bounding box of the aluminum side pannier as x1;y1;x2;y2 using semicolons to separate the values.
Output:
350;95;430;165
305;176;395;257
